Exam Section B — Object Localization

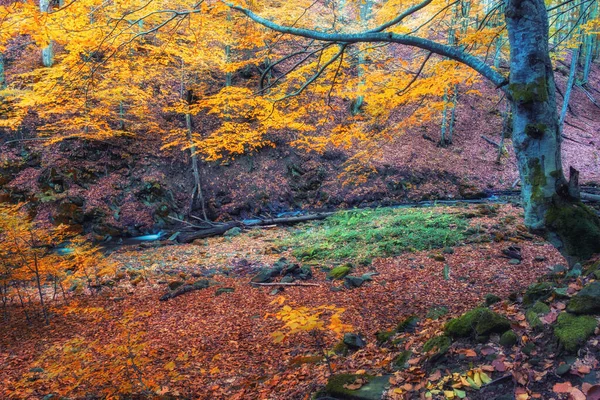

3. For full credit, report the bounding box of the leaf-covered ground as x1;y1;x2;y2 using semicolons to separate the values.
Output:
1;204;598;400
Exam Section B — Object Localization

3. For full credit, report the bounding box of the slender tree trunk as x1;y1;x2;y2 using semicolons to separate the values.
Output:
351;0;372;115
40;0;54;67
559;47;579;132
0;53;5;89
506;0;600;261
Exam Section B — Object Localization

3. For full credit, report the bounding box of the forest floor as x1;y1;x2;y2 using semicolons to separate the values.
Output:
1;203;599;400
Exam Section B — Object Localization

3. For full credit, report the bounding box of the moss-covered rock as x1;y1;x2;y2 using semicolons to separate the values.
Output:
567;281;600;315
526;310;543;331
321;374;391;400
531;301;551;315
485;293;502;306
332;341;349;356
396;315;419;333
523;282;553;306
328;265;352;280
500;330;518;347
423;335;451;358
445;308;511;338
375;330;395;344
554;313;597;352
392;350;412;370
546;201;600;261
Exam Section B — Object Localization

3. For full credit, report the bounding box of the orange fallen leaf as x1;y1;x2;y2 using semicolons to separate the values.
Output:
569;388;586;400
553;382;573;393
464;349;477;357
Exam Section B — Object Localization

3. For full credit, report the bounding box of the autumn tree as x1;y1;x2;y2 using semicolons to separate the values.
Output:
222;0;600;262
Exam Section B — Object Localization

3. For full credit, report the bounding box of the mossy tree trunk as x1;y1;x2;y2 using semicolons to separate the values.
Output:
506;0;600;262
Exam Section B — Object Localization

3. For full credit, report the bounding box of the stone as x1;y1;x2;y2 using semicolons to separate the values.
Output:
445;308;510;338
499;330;518;347
320;374;391;400
344;276;365;289
280;275;295;283
567;281;600;315
215;287;235;296
327;265;352;280
396;315;419;333
523;282;553;306
485;293;502;306
554;313;597;352
443;247;455;254
224;227;242;237
556;363;571;375
509;258;521;265
343;333;366;350
422;335;451;361
392;351;412;370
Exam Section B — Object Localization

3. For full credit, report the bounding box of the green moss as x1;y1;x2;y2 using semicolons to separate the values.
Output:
523;282;553;306
485;293;502;306
445;308;511;338
554;313;597;352
531;301;551;315
525;123;547;139
527;158;547;203
423;335;451;355
375;329;395;344
509;77;549;103
327;265;352;280
282;207;470;265
500;330;518;347
392;350;412;370
396;315;419;333
332;341;349;356
583;260;600;276
546;201;600;260
426;306;449;320
526;309;543;331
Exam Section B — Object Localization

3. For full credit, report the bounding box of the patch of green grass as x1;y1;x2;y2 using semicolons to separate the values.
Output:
282;208;469;265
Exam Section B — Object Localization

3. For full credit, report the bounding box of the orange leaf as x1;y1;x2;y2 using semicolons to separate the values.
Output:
553;382;573;393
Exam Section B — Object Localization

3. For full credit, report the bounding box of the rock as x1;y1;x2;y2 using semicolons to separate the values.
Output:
485;293;502;306
375;330;395;344
396;315;419;333
534;256;546;262
343;333;366;350
328;265;352;280
567;281;600;315
526;310;543;331
556;363;571;375
433;254;446;262
320;374;391;400
530;300;550;314
344;276;365;289
422;335;451;361
522;342;535;355
443;247;455;254
392;350;412;370
554;313;597;352
551;264;568;275
295;265;312;280
224;227;242;237
215;287;235;296
499;330;518;347
523;282;553;306
332;341;349;356
445;308;511;338
509;258;521;265
280;275;295;283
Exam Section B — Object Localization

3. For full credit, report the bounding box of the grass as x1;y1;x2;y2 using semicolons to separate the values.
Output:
282;207;470;265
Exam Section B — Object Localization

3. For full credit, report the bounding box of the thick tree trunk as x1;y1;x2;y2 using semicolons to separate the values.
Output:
506;0;600;261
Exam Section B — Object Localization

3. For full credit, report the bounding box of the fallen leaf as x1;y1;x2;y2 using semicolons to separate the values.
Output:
586;385;600;400
464;349;477;357
492;359;507;372
429;370;442;382
553;382;573;393
569;388;586;400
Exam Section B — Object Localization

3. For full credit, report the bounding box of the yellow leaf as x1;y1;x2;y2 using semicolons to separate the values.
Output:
164;361;176;371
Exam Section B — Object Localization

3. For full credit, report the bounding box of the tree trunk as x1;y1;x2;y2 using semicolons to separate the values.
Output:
40;0;54;67
506;0;600;261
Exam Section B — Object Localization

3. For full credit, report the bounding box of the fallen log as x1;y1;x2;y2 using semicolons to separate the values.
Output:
250;282;321;287
582;192;600;202
178;222;243;243
178;213;333;243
